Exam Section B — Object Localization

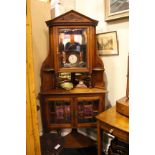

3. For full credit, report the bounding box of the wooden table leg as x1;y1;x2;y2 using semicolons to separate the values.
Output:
97;121;102;155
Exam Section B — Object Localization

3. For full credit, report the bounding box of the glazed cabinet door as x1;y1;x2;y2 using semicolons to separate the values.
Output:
44;97;73;130
75;96;102;128
52;26;92;73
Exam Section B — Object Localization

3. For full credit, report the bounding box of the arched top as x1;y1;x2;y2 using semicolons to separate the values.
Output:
46;10;98;27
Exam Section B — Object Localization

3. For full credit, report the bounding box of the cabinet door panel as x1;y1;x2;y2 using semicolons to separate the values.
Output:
45;98;73;127
76;96;101;125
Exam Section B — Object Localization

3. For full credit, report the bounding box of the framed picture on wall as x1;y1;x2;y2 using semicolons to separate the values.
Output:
96;31;119;56
105;0;129;21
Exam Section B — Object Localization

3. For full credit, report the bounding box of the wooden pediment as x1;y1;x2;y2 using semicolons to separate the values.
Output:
46;10;98;27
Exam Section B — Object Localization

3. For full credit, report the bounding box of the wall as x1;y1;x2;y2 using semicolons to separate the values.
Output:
30;0;51;134
75;0;129;108
50;0;76;18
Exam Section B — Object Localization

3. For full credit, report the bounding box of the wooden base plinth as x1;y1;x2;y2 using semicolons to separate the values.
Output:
116;97;129;117
63;129;96;149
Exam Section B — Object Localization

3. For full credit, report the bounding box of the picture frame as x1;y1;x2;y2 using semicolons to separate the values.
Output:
96;31;119;56
105;0;129;21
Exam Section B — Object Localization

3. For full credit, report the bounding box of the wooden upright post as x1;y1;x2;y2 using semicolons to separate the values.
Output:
26;0;41;154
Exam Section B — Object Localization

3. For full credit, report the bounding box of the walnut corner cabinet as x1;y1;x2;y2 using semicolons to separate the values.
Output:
39;10;107;148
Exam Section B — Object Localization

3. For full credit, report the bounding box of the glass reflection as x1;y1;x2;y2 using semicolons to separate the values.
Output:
58;28;87;68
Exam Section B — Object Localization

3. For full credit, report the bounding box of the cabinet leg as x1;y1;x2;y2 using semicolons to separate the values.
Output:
57;129;61;135
97;121;102;155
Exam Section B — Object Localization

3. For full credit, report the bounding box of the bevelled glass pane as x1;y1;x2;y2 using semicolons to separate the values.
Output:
58;28;87;68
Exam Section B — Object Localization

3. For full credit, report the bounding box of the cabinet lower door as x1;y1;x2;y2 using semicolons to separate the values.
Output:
45;98;73;128
76;96;101;127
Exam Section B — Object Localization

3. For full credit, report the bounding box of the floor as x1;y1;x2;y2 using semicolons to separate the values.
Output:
40;133;105;155
40;133;129;155
59;147;100;155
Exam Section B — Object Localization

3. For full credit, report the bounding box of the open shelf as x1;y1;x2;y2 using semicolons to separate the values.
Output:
63;129;96;149
43;68;55;72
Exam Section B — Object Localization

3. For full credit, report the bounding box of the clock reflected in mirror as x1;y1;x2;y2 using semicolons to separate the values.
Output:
62;51;86;68
68;54;77;64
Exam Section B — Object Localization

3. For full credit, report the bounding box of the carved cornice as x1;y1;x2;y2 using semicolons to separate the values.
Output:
46;10;98;27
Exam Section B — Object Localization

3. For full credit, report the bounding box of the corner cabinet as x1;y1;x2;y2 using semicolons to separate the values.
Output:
39;10;107;148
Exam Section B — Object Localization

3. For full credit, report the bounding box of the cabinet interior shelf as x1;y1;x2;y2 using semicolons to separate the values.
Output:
92;67;104;71
43;68;55;72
